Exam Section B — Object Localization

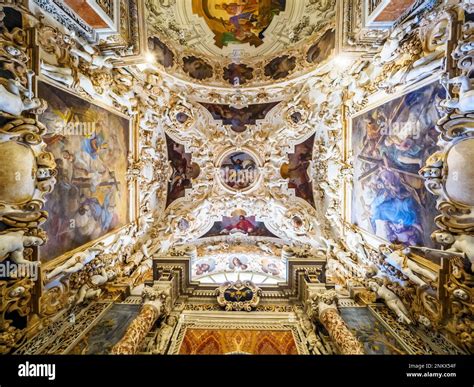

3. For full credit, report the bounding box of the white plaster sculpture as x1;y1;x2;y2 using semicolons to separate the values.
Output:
432;231;474;272
205;243;229;252
0;77;46;116
0;231;43;267
379;55;445;89
70;46;118;70
380;246;437;287
110;89;138;115
345;228;368;262
369;281;412;324
123;242;151;276
40;61;113;106
375;16;420;64
440;75;474;113
152;316;177;354
69;32;120;69
75;268;116;304
319;181;338;199
326;258;350;285
46;249;101;280
326;204;343;230
126;240;152;264
256;241;274;255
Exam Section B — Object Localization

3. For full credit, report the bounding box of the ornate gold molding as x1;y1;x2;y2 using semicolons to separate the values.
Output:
215;280;262;312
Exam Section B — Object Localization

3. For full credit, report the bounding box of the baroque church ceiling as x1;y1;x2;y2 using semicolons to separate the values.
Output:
144;0;337;87
138;1;343;269
1;0;473;360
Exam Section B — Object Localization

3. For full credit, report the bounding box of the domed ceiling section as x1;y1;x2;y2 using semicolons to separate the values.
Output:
145;0;336;87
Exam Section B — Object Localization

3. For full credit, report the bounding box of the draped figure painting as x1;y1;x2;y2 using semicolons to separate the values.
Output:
203;215;277;237
351;81;445;247
38;81;130;261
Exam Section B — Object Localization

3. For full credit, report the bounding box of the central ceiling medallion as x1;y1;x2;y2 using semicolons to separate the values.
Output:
219;150;260;192
191;0;286;48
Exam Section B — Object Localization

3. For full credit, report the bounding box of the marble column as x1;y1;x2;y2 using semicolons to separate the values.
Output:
111;299;162;355
111;284;172;355
313;291;364;355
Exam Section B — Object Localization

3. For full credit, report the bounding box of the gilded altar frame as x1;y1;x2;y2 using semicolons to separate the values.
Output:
167;311;310;355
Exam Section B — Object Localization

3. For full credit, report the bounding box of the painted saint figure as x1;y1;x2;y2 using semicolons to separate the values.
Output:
351;82;445;248
221;215;255;234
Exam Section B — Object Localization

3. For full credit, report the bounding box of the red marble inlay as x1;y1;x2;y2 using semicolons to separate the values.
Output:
374;0;416;22
65;0;109;29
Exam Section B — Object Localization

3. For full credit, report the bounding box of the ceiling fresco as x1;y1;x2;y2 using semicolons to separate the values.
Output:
144;0;337;87
223;62;254;85
199;102;280;132
156;79;325;249
191;252;287;285
182;55;214;80
306;27;335;65
147;36;175;68
192;0;286;48
219;151;259;191
166;135;200;207
281;134;315;207
202;215;278;238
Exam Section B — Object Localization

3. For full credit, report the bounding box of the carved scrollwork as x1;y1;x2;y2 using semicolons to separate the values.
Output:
39;282;70;317
0;118;56;224
166;102;195;133
0;277;35;354
284;104;310;130
437;113;474;142
215;280;262;312
443;256;474;352
421;116;474;235
414;7;474;352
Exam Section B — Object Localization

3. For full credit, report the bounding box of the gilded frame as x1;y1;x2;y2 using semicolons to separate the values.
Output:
167;311;309;355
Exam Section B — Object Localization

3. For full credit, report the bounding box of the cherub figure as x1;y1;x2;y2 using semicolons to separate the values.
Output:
0;231;43;268
369;281;412;324
440;74;474;113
